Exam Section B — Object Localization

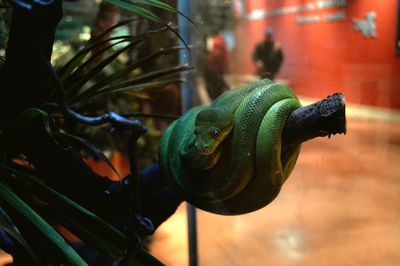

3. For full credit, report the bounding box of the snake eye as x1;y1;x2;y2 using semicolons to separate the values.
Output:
211;129;220;138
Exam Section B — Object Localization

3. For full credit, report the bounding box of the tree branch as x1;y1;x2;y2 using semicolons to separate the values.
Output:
283;93;346;146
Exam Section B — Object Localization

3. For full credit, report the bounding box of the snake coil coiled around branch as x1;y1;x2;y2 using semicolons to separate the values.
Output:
159;79;302;215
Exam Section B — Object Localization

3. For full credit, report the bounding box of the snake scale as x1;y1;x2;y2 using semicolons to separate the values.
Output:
159;79;302;215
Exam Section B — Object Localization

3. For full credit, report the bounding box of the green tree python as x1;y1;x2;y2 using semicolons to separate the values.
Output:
159;79;302;215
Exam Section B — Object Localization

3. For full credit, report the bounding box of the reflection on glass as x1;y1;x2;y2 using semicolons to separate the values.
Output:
150;0;400;265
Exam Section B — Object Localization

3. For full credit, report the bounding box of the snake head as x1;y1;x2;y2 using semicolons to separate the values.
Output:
194;106;234;155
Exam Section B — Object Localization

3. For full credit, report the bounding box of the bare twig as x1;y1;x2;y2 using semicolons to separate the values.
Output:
282;93;347;146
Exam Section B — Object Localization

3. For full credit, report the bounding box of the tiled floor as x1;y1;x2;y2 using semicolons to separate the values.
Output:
150;117;400;266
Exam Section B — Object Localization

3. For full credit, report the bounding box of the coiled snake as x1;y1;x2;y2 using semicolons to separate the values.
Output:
159;79;302;215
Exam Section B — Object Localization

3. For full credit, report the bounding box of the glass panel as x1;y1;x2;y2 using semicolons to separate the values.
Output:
150;0;400;265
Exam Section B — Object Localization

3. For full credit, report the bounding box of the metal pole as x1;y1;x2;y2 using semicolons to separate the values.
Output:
177;1;198;266
186;203;198;266
178;0;194;111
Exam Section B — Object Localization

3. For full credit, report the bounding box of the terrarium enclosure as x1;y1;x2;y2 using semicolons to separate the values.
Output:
0;0;399;266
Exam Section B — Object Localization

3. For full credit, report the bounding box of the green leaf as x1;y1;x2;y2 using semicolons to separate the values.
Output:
106;0;164;23
57;19;137;81
37;204;123;260
14;108;48;127
14;108;52;139
119;64;192;84
105;0;189;49
5;167;126;258
0;208;41;265
6;164;165;265
0;183;88;266
132;0;177;13
57;35;132;83
76;46;184;98
110;79;184;94
66;40;142;97
64;38;130;82
73;64;191;103
55;132;121;179
23;174;164;264
27;179;165;264
132;0;197;27
89;19;137;45
63;38;134;97
62;217;122;259
89;79;183;98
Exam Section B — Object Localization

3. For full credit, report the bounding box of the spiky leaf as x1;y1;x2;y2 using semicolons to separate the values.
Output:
0;183;88;266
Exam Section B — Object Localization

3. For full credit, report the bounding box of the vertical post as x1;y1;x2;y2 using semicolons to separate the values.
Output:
177;1;198;266
178;2;194;110
186;203;198;266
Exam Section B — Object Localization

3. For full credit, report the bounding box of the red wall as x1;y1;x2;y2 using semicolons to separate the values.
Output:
231;0;400;110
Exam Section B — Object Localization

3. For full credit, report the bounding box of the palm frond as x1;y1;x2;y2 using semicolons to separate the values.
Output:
0;208;41;265
120;0;196;26
105;0;190;48
21;173;126;259
63;37;136;96
110;78;184;94
0;183;88;266
72;64;191;103
72;46;185;99
57;19;139;82
3;164;165;265
65;41;141;97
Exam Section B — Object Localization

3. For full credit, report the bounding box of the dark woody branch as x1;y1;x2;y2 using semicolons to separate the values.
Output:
110;93;347;228
283;93;347;146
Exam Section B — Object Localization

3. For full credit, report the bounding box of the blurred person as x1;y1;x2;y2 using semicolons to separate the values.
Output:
252;28;283;80
203;34;230;100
